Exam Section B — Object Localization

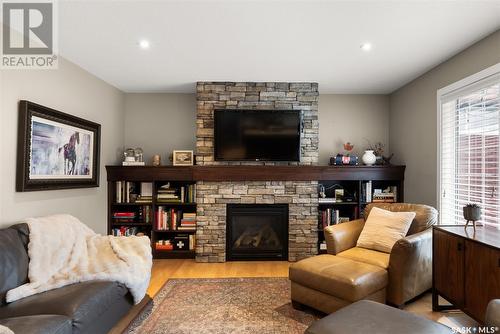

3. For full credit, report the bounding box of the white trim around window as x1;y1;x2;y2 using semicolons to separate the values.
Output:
437;62;500;227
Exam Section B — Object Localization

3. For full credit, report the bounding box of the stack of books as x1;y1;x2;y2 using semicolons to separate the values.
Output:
136;182;153;204
372;186;397;203
178;213;196;231
318;197;336;204
157;185;181;203
113;211;135;223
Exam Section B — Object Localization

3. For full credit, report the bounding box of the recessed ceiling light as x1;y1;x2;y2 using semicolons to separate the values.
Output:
138;40;150;49
360;43;372;52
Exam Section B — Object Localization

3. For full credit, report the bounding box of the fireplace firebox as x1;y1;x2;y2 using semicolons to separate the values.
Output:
226;204;288;261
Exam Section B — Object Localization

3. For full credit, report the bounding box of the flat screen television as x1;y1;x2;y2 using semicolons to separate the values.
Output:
214;109;302;161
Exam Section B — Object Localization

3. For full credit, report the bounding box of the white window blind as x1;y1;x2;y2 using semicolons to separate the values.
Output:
439;73;500;227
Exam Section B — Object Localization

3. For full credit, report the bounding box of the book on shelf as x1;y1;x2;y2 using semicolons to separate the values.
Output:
360;181;372;203
113;211;136;223
318;198;336;204
122;161;145;166
189;234;196;250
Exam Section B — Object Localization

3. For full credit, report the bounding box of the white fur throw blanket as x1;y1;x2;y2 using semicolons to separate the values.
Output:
6;214;152;305
0;325;14;334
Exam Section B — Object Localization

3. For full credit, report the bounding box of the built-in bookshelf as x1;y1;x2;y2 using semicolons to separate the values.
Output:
317;170;405;254
107;172;197;259
107;165;405;258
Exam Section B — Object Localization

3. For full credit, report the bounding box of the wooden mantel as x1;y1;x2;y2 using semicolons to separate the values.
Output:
106;165;405;182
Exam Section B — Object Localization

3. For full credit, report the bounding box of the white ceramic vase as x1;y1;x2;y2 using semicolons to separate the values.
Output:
362;150;377;166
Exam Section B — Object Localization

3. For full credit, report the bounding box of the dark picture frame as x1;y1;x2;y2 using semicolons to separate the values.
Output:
16;101;101;191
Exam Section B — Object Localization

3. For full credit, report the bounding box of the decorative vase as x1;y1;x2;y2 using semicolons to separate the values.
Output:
362;150;377;166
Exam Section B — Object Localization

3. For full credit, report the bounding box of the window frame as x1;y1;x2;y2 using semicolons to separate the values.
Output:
437;62;500;226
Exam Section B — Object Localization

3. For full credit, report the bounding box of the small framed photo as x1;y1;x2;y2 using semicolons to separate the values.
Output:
173;150;194;166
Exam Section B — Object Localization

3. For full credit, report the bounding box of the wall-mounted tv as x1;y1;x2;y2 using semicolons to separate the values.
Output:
214;109;302;161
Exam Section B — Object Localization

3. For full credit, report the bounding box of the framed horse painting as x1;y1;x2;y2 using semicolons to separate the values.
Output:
16;101;101;191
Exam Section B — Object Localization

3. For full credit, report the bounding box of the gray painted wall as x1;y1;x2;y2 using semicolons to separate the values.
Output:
0;58;125;233
123;93;390;166
389;29;500;207
124;93;196;165
319;94;390;165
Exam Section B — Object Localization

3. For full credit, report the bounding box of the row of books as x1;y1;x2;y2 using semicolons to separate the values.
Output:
156;207;196;231
115;182;153;204
111;226;146;237
155;234;196;251
157;184;196;204
319;208;350;228
360;181;373;203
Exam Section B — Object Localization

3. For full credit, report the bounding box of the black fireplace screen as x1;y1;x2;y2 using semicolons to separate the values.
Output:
226;204;288;261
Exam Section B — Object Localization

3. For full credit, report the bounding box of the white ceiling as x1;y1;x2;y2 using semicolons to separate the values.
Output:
58;0;500;94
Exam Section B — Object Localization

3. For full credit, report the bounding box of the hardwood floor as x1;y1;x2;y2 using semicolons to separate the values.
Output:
112;259;477;333
147;259;290;296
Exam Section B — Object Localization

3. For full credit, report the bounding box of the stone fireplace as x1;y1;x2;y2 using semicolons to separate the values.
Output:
195;82;319;262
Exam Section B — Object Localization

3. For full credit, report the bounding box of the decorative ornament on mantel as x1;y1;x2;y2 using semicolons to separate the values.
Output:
362;150;377;166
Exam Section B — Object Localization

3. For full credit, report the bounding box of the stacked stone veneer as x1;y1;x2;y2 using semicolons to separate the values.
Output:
195;82;319;262
196;81;319;166
196;181;319;262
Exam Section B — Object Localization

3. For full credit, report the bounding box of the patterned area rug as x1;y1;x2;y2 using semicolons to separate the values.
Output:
126;278;320;334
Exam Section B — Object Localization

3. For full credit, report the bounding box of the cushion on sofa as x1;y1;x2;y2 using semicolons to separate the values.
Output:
337;247;390;269
0;224;29;306
357;207;415;253
305;300;452;334
0;315;72;334
289;254;387;302
0;281;133;334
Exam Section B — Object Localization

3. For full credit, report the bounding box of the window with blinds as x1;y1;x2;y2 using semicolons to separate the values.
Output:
439;73;500;227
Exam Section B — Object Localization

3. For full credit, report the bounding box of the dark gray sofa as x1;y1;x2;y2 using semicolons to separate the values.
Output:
0;223;134;334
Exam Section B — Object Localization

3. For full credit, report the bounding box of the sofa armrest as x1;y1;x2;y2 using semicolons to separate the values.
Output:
324;219;364;255
387;228;433;306
486;299;500;328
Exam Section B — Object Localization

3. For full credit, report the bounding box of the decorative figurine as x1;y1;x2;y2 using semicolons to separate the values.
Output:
152;155;161;166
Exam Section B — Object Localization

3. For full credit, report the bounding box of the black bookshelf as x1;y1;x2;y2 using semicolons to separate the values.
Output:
107;174;197;259
317;168;405;254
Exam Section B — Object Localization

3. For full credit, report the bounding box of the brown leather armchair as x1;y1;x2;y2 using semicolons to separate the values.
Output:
324;203;438;307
